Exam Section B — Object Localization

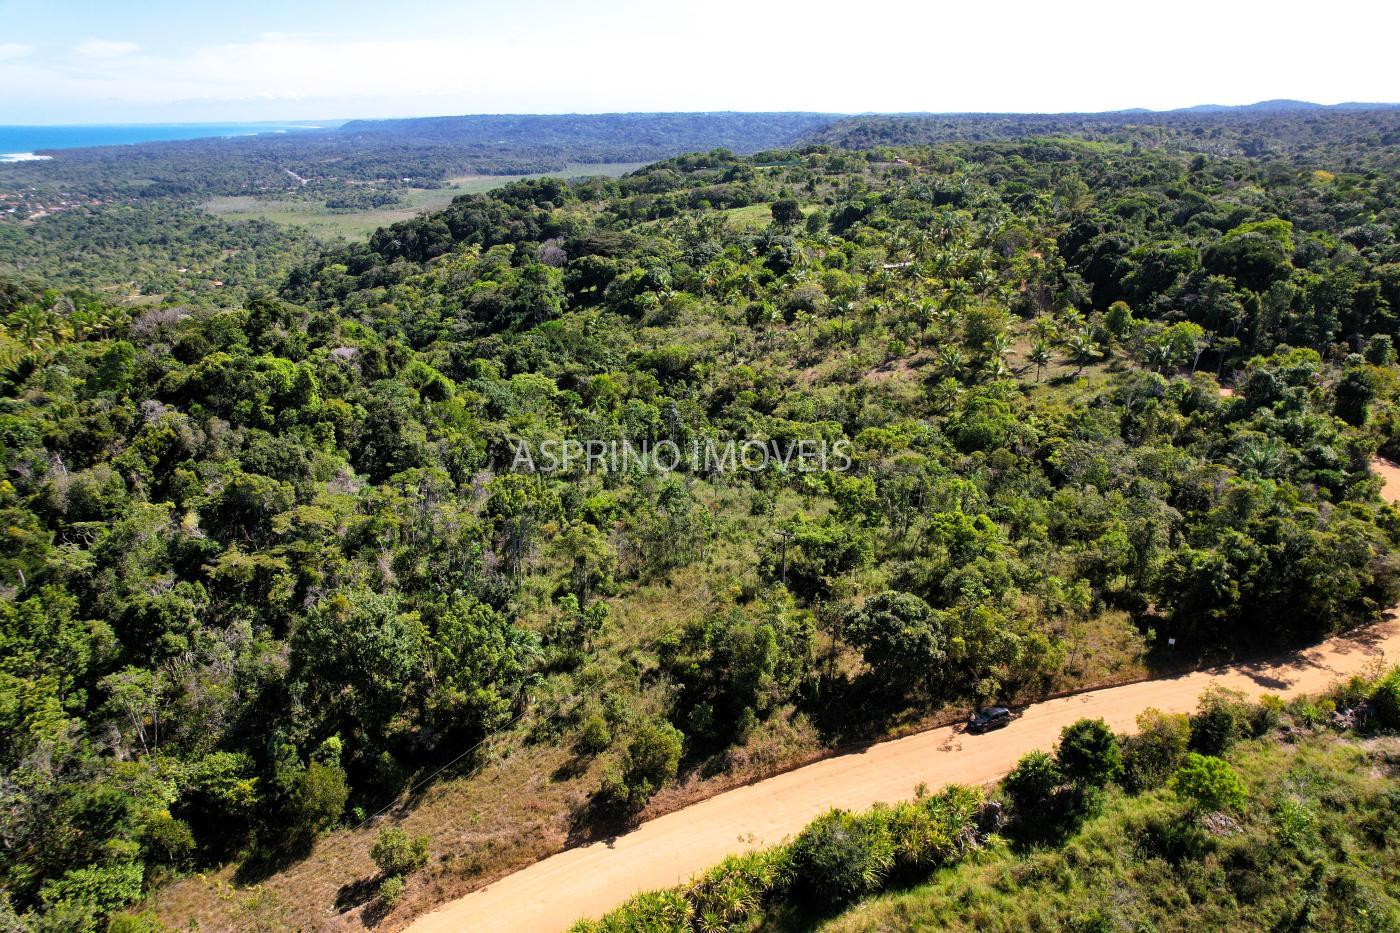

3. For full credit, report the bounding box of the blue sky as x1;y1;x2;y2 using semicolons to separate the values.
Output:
1;0;1397;124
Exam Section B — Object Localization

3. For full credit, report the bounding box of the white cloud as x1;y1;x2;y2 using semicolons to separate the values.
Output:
0;43;32;61
74;40;140;59
0;0;1397;122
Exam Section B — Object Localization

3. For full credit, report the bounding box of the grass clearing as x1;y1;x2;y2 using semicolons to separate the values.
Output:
722;201;820;230
203;162;647;240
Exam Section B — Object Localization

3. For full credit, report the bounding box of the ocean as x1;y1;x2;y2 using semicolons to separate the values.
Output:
0;122;339;160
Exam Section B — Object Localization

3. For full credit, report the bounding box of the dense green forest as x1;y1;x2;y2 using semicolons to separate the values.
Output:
0;112;835;203
3;109;1400;928
807;107;1400;158
577;676;1400;931
0;203;314;301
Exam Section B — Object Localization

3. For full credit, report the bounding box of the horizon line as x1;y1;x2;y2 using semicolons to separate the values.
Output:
5;99;1400;129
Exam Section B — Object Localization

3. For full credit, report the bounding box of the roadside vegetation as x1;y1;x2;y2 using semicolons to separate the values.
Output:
574;673;1400;931
1;109;1400;928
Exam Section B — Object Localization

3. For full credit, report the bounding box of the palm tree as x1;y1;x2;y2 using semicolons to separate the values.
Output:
989;332;1013;362
914;298;936;348
1029;339;1052;382
1030;313;1059;342
1063;330;1104;376
1058;306;1087;333
981;355;1011;382
936;345;966;379
1234;437;1286;478
1144;341;1176;374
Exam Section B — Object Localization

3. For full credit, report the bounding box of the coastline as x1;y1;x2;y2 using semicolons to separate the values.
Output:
0;121;337;156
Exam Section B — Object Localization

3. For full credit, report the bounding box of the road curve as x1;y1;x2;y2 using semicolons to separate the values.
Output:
408;614;1400;933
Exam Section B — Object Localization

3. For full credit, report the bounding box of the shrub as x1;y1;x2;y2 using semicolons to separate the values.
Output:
1371;667;1400;729
570;889;692;932
1136;810;1211;864
576;709;613;755
1253;694;1285;733
885;785;984;874
1056;718;1122;787
1004;750;1099;840
602;720;684;811
142;811;196;865
787;808;895;910
1003;750;1064;816
287;759;349;841
370;826;430;878
1121;708;1190;792
39;862;144;916
377;874;405;908
1329;674;1374;709
1288;695;1330;728
685;850;784;927
1273;798;1319;851
1171;753;1247;813
1189;686;1254;754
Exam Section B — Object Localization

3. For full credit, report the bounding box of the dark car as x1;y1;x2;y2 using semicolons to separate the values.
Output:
967;706;1012;734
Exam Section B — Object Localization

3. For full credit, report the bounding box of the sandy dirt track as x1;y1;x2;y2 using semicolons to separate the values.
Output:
408;615;1400;933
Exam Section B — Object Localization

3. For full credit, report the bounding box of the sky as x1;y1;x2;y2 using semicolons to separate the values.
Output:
1;0;1397;124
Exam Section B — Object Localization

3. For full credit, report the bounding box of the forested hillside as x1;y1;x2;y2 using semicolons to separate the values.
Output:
0;112;837;203
338;111;835;154
807;108;1400;159
3;112;1400;928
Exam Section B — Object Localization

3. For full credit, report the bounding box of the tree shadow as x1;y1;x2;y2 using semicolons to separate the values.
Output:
334;875;379;913
563;792;636;850
550;751;592;782
804;672;906;745
360;895;394;928
232;833;317;885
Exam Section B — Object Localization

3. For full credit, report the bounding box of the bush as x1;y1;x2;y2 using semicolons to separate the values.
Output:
1003;750;1063;816
1371;667;1400;729
787;808;895;910
142;811;196;865
569;889;692;932
885;786;984;874
576;709;613;755
1136;809;1211;864
1253;694;1285;733
1329;674;1374;709
39;862;144;916
377;873;405;908
1056;718;1122;787
602;720;684;811
287;759;349;841
1171;753;1246;813
685;850;784;928
1273;798;1319;851
370;826;430;878
1121;708;1190;792
1004;750;1099;840
1190;686;1254;754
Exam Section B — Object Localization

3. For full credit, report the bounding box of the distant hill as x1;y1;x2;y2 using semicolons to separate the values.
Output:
335;112;840;160
801;105;1400;154
1168;99;1399;114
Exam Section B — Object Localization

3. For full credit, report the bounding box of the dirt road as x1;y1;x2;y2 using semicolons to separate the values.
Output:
1374;456;1400;504
408;615;1400;933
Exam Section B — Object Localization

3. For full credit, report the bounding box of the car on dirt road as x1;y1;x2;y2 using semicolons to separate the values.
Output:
967;706;1013;733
